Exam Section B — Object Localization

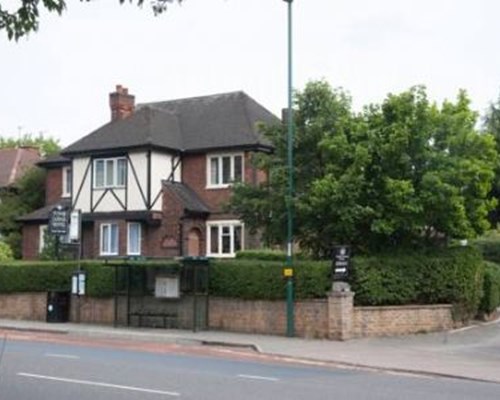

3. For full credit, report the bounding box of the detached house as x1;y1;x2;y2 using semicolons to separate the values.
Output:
20;86;278;260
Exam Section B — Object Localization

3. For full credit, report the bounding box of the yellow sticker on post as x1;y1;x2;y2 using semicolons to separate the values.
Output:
283;268;294;277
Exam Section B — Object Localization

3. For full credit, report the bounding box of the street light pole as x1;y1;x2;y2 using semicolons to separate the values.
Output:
283;0;294;338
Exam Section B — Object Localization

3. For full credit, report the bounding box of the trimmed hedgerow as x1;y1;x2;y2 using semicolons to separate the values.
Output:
350;246;484;322
479;261;500;315
0;261;115;297
209;259;330;300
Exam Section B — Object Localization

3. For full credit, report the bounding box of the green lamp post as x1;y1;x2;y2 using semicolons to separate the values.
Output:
283;0;294;338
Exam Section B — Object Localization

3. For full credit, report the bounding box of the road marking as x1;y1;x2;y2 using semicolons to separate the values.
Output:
44;353;80;360
237;374;279;382
17;373;180;397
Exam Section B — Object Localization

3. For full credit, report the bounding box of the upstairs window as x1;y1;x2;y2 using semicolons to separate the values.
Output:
94;157;127;188
207;153;243;188
62;166;72;198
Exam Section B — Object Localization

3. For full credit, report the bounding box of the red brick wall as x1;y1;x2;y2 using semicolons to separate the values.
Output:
22;224;40;260
45;168;63;205
182;154;231;214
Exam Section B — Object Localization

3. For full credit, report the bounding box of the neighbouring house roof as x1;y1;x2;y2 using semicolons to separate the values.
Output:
0;147;41;189
17;198;72;223
61;91;278;156
163;181;210;214
37;153;71;168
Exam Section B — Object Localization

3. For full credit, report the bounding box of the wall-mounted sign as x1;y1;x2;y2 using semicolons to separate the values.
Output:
69;210;81;242
155;276;180;298
71;271;86;296
332;245;351;281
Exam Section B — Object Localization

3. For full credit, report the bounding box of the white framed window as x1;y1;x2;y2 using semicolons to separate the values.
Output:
100;223;119;256
62;166;72;198
127;222;141;255
39;225;48;254
206;220;243;257
206;153;243;188
93;157;127;188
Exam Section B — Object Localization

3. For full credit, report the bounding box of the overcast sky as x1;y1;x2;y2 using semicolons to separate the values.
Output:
1;0;500;146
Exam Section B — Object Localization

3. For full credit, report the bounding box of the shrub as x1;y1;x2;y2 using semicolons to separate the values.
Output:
472;230;500;263
0;261;115;297
479;262;500;315
209;259;330;300
0;241;14;262
235;250;312;262
350;247;484;322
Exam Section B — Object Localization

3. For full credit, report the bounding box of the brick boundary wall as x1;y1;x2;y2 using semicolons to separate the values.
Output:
352;304;454;338
0;293;47;321
0;293;454;340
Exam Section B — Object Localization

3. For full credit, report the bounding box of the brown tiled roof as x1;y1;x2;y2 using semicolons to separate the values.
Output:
0;147;41;188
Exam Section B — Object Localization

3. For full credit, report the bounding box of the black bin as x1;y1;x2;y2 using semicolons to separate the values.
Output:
46;291;70;323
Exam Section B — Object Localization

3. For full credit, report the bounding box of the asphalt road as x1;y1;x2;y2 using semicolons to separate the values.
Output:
0;335;499;400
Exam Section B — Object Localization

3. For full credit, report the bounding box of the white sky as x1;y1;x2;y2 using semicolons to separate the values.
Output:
1;0;500;146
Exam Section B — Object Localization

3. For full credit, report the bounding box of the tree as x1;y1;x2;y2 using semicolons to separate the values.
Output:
0;166;46;258
483;94;500;225
230;81;497;257
0;133;60;156
0;134;59;258
0;0;182;41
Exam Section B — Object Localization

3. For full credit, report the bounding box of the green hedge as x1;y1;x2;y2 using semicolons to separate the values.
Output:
472;231;500;263
479;262;500;315
209;259;330;300
0;261;115;297
350;247;484;321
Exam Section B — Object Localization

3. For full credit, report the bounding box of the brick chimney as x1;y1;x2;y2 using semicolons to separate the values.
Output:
109;85;135;121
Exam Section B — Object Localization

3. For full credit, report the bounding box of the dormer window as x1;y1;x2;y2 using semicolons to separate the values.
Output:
62;166;72;198
207;153;243;188
94;157;127;188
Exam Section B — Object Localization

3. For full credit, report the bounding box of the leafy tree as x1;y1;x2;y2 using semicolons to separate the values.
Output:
230;81;497;257
0;133;60;156
0;0;182;40
483;94;500;225
0;166;46;258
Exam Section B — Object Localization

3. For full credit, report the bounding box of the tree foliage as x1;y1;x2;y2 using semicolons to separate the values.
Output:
0;166;46;258
230;81;497;257
0;133;60;156
0;0;182;41
0;134;59;258
483;94;500;225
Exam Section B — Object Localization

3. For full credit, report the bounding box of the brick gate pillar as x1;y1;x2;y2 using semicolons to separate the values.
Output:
328;286;354;341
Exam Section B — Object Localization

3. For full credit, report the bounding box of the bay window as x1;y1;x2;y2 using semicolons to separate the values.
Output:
207;221;243;257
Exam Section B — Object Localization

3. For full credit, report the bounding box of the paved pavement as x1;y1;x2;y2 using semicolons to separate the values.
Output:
1;317;499;384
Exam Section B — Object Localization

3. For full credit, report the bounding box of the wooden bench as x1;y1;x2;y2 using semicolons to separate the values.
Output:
129;312;178;329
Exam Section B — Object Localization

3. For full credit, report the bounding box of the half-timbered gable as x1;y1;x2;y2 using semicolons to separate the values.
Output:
20;85;278;260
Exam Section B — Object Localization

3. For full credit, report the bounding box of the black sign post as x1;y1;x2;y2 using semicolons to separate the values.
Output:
332;245;351;281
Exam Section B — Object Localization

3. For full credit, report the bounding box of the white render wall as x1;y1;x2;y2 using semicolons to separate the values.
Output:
71;150;180;213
